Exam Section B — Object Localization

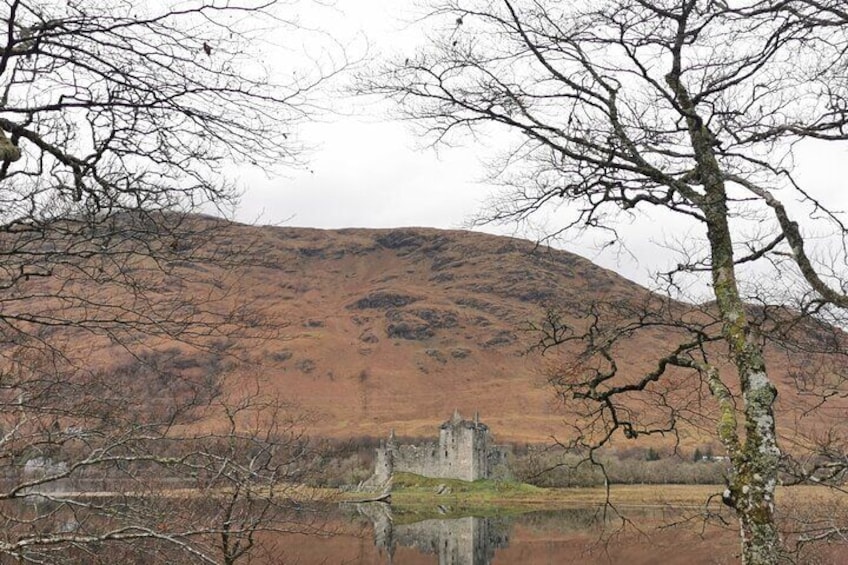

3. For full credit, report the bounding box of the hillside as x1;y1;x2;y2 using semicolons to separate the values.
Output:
130;221;838;446
224;224;655;442
12;218;845;446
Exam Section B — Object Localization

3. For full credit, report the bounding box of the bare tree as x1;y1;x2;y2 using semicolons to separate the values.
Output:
0;0;342;347
0;345;331;563
369;1;848;562
0;272;335;564
0;0;343;562
183;386;325;565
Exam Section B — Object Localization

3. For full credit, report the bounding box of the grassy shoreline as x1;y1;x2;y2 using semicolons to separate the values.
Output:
337;473;842;517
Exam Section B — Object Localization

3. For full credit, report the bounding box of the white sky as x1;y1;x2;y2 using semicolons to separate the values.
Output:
232;0;848;292
236;2;516;241
236;0;484;229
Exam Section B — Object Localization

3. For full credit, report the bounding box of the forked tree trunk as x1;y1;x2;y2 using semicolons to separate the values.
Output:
698;129;782;565
667;68;782;563
706;211;782;564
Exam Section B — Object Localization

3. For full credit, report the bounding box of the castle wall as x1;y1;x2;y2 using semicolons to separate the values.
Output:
486;445;512;479
393;443;444;479
370;441;393;486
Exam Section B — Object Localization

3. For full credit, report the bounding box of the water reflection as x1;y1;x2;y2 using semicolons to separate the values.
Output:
338;503;743;565
355;503;510;565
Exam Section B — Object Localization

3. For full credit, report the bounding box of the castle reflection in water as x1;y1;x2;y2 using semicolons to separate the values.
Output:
357;503;509;565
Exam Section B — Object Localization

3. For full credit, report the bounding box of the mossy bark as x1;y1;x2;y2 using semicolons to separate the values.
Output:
704;194;781;565
668;71;782;564
0;129;20;162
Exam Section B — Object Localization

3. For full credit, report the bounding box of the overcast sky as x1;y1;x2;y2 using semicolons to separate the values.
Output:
237;0;491;232
232;0;848;292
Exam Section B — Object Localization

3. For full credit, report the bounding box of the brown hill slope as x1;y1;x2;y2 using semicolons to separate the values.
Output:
150;222;839;446
18;218;843;446
232;225;656;441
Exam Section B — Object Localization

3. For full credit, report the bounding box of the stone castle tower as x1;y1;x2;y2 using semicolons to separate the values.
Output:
436;409;492;481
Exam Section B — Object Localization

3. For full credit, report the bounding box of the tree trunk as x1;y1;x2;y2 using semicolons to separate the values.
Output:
706;206;782;564
696;125;782;565
667;67;782;563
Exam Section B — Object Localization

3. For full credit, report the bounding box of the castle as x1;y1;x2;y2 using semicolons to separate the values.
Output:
366;410;510;487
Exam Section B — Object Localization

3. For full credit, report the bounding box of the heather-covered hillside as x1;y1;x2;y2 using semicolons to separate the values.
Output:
25;218;844;445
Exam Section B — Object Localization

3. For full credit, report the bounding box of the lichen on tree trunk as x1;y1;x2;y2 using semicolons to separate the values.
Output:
668;63;782;562
700;147;782;565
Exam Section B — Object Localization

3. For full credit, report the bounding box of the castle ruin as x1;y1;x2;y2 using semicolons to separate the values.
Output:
366;410;510;487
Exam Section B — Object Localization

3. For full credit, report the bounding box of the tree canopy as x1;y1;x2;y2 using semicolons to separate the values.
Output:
369;1;848;562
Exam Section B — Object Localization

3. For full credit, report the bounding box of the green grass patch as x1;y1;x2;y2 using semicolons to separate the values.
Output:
388;472;548;520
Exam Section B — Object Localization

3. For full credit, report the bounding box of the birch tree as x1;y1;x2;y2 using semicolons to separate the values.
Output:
369;1;848;562
0;0;340;561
